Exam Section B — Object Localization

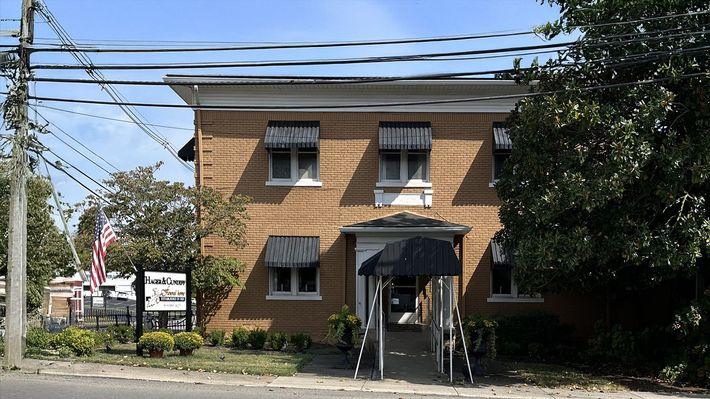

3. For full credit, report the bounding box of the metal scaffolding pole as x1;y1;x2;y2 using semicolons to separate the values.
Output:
354;278;381;379
378;276;384;379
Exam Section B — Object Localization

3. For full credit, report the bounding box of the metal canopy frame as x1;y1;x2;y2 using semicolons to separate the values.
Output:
353;275;473;383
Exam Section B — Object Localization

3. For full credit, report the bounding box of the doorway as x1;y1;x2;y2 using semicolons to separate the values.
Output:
389;276;418;324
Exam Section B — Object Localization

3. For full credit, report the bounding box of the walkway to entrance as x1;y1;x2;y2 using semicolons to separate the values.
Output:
382;330;452;385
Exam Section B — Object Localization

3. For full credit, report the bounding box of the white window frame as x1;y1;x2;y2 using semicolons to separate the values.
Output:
377;149;432;188
488;268;544;303
266;267;322;301
267;148;322;187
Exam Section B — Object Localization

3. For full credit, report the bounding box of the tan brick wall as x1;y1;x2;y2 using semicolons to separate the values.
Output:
195;111;603;339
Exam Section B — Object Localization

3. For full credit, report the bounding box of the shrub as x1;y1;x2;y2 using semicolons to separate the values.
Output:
107;325;135;344
27;326;53;349
325;305;362;344
139;331;174;353
662;293;710;387
192;326;201;335
207;329;225;346
290;333;312;352
157;328;174;335
462;314;497;359
493;312;575;360
268;332;288;351
174;332;203;352
53;326;96;357
247;328;267;349
94;331;116;350
585;323;637;365
231;327;250;349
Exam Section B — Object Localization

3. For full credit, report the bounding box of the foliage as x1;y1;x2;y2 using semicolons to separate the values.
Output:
462;314;497;359
493;312;575;360
26;326;53;349
247;328;268;350
174;332;203;352
157;328;174;335
497;0;710;294
585;322;673;370
139;331;174;353
52;326;96;357
290;333;313;352
207;329;225;346
231;327;250;349
0;171;73;312
94;331;116;350
325;305;362;344
661;291;710;387
74;163;250;328
268;332;288;351
106;325;135;344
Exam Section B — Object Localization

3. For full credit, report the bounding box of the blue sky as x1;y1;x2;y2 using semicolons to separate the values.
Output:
1;0;564;228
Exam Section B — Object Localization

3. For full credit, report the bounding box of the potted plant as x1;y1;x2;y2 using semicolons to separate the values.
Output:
138;331;174;358
326;305;362;365
462;314;497;376
174;331;203;356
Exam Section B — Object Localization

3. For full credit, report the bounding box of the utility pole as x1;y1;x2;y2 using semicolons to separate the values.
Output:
4;0;34;369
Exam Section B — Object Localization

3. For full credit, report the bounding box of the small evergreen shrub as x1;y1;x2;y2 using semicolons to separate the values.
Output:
493;312;575;360
462;314;497;359
53;326;96;357
139;331;174;353
268;332;288;351
290;333;312;352
157;328;174;335
231;327;250;349
247;328;267;349
207;329;225;346
94;331;116;350
27;326;53;349
174;332;203;352
107;325;135;344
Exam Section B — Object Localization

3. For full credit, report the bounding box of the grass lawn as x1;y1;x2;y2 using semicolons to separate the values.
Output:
502;361;628;391
30;343;317;376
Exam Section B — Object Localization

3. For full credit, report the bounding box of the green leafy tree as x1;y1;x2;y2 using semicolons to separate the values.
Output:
497;0;709;293
75;163;250;327
0;165;72;312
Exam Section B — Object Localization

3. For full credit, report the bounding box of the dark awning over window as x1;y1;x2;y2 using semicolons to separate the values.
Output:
491;239;512;271
379;122;432;151
178;138;195;162
264;121;320;149
358;236;460;276
265;236;320;268
493;122;512;151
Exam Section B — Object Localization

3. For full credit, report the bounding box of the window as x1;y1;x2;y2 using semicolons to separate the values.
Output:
493;153;510;181
268;268;320;298
379;150;430;185
489;267;543;302
268;148;320;185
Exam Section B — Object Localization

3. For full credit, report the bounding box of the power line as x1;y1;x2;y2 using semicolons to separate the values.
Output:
40;152;110;204
31;103;193;131
41;143;115;193
31;106;121;173
26;44;710;88
25;9;710;52
35;0;194;172
28;30;537;53
29;28;707;71
27;73;709;110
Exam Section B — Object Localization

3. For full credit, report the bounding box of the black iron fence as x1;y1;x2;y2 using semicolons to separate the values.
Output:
62;306;196;333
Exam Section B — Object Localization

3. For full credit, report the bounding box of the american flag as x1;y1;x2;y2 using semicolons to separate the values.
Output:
90;207;117;293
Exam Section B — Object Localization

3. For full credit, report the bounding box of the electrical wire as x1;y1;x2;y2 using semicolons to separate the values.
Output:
31;106;121;173
41;144;115;193
26;73;709;110
31;103;193;131
40;152;111;203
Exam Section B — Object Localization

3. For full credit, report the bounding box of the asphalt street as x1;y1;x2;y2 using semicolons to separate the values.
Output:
0;373;448;399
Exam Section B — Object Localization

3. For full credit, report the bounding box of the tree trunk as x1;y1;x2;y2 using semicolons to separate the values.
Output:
158;312;168;329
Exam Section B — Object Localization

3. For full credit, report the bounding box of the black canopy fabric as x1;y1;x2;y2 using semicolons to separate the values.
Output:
264;121;320;149
493;122;512;151
490;239;513;271
379;122;432;150
265;236;320;268
178;137;195;162
358;236;460;276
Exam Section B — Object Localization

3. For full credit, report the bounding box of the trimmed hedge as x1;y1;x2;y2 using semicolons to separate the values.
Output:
268;332;288;351
53;326;96;357
139;331;174;353
247;328;267;349
290;333;312;352
174;332;203;352
231;327;250;349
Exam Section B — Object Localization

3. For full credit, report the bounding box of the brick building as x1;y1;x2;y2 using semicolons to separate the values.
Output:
167;77;604;339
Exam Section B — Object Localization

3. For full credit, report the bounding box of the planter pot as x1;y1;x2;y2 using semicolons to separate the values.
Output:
179;349;194;356
335;327;354;368
148;350;164;358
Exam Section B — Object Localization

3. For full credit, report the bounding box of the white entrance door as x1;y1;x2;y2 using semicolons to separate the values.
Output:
389;276;418;324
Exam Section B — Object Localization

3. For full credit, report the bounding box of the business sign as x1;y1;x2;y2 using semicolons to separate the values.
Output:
92;296;104;306
144;271;187;311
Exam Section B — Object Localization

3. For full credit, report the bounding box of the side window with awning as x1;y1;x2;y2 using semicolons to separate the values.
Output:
378;122;432;185
265;236;321;299
492;122;512;183
265;121;320;185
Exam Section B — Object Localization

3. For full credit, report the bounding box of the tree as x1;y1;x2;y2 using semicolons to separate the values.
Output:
75;163;250;327
497;0;709;294
0;165;72;312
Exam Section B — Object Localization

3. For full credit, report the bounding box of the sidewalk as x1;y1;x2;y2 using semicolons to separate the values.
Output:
16;358;704;399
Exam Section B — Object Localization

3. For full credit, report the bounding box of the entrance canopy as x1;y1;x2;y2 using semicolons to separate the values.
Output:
358;236;461;277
